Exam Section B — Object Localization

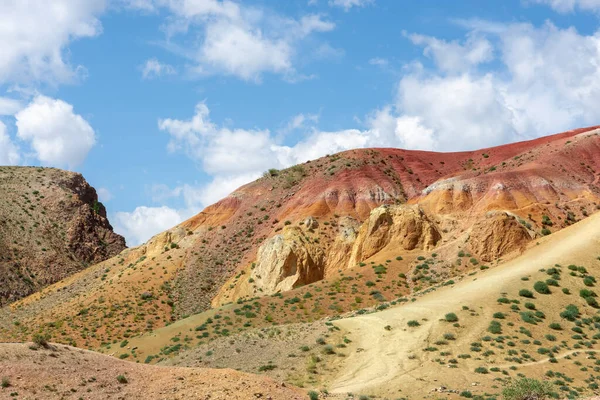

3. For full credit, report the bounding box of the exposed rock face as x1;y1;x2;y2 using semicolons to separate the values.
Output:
348;205;441;268
249;227;325;295
468;212;532;262
325;217;361;276
0;167;126;304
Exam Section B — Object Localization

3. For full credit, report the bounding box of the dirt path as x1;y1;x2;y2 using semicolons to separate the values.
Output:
328;212;600;396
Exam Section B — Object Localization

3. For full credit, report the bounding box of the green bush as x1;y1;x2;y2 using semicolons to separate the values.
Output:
560;304;579;321
524;302;536;310
549;322;562;330
32;333;50;348
116;375;128;384
308;391;319;400
533;281;550;294
501;377;553;400
493;312;505;319
1;377;10;388
474;367;488;374
445;313;459;322
407;320;420;327
488;321;502;334
519;289;534;298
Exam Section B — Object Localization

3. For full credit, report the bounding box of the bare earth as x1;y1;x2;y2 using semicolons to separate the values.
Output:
0;343;306;400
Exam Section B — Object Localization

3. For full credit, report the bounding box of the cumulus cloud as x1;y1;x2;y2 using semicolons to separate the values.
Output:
141;58;176;79
112;206;188;246
329;0;374;11
406;32;494;73
381;20;600;150
529;0;600;13
15;95;96;168
0;121;20;165
138;0;335;82
0;0;105;85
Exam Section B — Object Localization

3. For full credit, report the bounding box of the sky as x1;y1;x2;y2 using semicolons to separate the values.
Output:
1;0;600;246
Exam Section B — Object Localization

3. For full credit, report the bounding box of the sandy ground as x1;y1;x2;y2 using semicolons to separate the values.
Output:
0;343;307;400
327;211;600;398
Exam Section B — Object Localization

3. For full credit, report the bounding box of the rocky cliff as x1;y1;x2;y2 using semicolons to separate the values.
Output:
0;167;126;304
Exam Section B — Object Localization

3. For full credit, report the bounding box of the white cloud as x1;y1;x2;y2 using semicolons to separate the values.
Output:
138;1;335;82
97;187;113;202
0;121;20;165
529;0;600;13
382;21;600;151
406;32;494;73
112;206;188;246
0;0;106;85
141;58;176;79
0;97;23;115
199;20;293;81
329;0;374;11
369;57;388;67
15;95;96;168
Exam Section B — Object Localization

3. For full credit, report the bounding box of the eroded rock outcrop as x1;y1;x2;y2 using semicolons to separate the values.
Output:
249;227;326;295
468;212;533;262
348;205;441;267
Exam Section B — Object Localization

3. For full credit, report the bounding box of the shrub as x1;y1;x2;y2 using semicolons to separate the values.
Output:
474;367;488;374
586;296;599;308
584;277;595;287
520;312;537;324
316;337;326;345
258;364;277;371
308;391;319;400
519;289;534;298
323;345;335;355
1;377;9;388
488;321;502;334
501;378;553;400
533;281;550;294
580;289;596;298
560;304;579;321
524;302;536;310
32;333;50;348
116;375;128;384
493;312;506;319
443;333;456;340
407;320;420;327
445;313;459;322
549;323;562;330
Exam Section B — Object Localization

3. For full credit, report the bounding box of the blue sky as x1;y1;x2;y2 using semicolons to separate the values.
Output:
1;0;600;246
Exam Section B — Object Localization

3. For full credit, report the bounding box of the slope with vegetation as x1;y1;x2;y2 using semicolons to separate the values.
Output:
0;167;125;305
1;127;600;400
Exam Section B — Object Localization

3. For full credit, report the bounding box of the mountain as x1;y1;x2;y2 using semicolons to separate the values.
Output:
1;127;600;399
1;126;599;360
0;167;126;305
